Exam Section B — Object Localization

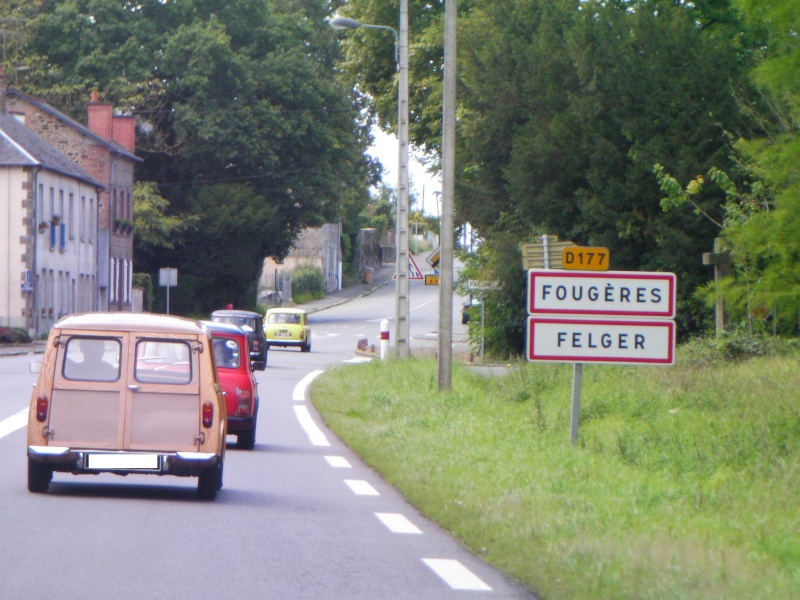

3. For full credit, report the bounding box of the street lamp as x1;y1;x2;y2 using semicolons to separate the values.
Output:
328;4;411;359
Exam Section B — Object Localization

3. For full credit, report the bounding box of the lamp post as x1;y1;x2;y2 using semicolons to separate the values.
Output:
329;2;411;359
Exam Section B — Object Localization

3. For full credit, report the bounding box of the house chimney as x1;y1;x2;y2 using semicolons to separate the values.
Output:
87;90;113;140
112;114;136;152
0;66;6;113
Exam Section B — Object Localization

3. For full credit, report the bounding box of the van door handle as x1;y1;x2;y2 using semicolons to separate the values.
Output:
128;385;140;391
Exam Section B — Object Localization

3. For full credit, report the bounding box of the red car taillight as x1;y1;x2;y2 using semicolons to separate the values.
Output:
202;401;214;428
237;388;252;416
36;396;49;422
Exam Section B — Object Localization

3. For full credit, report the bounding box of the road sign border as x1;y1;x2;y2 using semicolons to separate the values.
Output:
527;270;676;318
527;317;675;365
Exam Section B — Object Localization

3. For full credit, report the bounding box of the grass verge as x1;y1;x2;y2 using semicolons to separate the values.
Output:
311;346;800;599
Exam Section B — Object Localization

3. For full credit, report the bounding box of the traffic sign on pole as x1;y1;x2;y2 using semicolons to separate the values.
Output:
527;270;676;318
527;317;675;365
562;247;609;271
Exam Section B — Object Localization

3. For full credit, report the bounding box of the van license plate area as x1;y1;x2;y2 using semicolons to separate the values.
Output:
87;454;159;470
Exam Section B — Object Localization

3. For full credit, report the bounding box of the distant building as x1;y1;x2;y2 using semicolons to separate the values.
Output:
0;69;104;336
260;224;342;302
5;88;141;312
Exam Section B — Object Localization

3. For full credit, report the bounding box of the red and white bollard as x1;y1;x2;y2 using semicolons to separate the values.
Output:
380;319;390;360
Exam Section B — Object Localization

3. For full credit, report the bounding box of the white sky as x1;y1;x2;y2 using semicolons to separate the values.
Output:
368;127;442;216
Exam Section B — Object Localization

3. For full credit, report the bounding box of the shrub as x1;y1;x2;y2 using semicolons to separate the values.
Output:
681;330;800;364
292;263;324;300
0;327;32;344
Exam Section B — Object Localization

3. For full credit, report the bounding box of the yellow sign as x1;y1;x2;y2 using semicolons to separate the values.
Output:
562;247;610;271
424;274;440;285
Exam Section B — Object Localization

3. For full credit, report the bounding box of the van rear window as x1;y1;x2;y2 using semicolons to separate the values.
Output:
135;340;192;384
64;337;121;382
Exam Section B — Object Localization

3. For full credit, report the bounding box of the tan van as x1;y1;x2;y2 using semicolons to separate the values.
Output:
27;313;227;500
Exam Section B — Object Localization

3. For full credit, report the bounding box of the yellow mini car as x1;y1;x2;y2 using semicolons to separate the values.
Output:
264;308;311;352
27;313;227;500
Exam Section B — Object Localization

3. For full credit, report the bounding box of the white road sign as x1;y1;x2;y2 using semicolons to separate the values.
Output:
527;270;676;318
527;317;675;365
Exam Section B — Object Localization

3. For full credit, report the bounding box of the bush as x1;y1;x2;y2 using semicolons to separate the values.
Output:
681;330;800;363
0;327;32;344
292;263;325;302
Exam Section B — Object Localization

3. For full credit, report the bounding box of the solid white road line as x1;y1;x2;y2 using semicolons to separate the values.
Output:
422;559;492;591
324;455;352;468
294;405;330;446
0;408;28;440
375;512;422;534
343;479;380;496
292;369;324;401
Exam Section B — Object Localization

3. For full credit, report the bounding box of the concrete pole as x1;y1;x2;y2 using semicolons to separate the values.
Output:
437;0;457;391
395;0;411;359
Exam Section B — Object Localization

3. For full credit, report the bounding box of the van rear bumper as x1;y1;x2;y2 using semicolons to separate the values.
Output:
28;445;220;477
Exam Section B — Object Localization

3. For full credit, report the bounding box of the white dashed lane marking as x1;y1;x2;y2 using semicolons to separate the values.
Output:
0;408;28;440
422;559;492;591
375;513;422;534
344;479;380;496
304;370;490;594
324;455;352;468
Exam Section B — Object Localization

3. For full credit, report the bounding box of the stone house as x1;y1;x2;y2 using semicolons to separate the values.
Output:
5;88;140;313
0;80;104;336
259;223;342;302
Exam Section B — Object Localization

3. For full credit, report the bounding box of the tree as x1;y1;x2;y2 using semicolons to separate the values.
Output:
721;0;800;331
13;0;373;312
133;181;191;255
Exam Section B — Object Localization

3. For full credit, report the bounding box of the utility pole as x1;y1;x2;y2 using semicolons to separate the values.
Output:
437;0;457;390
395;0;411;359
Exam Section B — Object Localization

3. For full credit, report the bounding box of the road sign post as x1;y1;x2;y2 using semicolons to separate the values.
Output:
525;268;677;444
159;268;178;314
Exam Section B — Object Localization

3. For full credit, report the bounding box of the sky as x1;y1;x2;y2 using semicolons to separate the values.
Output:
368;127;442;217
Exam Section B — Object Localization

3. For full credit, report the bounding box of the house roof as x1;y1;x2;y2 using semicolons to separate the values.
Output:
5;88;141;163
0;112;105;188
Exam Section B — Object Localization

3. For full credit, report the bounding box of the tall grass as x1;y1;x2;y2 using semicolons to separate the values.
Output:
311;346;800;599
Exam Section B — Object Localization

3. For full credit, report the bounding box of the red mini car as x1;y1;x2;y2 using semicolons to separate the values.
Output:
204;321;261;450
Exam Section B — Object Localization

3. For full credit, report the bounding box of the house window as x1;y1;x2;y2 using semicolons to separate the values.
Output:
38;184;44;224
49;187;55;221
80;196;86;241
89;197;95;242
69;193;75;240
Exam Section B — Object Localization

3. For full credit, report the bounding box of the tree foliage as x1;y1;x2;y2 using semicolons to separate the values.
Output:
332;0;780;354
6;0;372;312
722;0;800;331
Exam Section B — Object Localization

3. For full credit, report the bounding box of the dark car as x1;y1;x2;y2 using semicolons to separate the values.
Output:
462;298;482;325
210;309;267;366
204;321;261;450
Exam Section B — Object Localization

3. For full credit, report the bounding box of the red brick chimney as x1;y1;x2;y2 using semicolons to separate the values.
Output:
112;114;136;152
87;89;113;140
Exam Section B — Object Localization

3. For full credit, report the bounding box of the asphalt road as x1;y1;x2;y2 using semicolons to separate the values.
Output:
0;276;535;599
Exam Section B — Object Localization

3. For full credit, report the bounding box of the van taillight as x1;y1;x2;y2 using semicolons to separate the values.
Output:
36;396;49;422
202;402;214;428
